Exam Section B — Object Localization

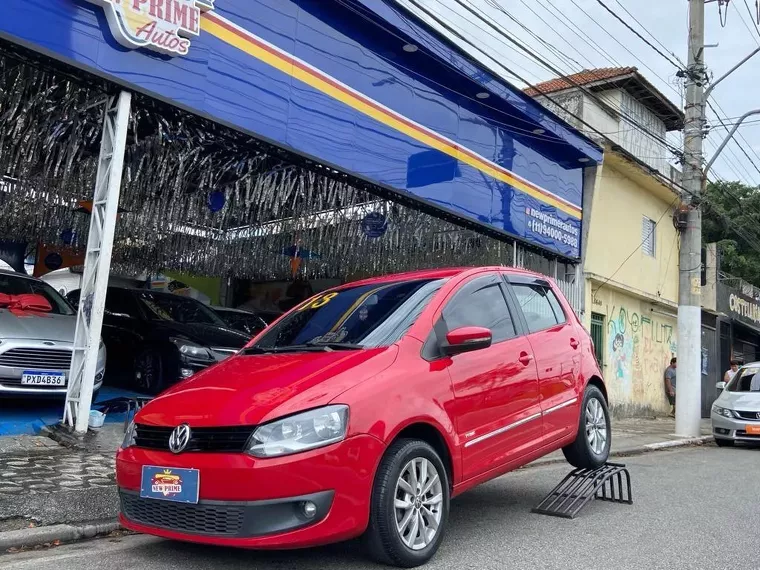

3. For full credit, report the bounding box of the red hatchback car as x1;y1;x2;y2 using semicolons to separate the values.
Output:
117;267;609;567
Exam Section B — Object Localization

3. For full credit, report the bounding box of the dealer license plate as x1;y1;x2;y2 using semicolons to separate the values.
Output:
21;371;65;386
140;466;200;504
745;424;760;435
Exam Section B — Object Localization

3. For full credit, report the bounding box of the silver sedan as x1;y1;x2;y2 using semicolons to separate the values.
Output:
0;270;106;397
712;362;760;446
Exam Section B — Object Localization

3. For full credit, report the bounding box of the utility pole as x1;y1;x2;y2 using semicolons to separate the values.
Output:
677;0;706;437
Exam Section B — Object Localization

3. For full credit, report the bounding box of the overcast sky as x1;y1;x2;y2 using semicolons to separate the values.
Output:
397;0;760;186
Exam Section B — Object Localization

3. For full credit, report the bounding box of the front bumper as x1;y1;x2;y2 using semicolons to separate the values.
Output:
0;339;106;397
711;412;760;442
116;433;383;548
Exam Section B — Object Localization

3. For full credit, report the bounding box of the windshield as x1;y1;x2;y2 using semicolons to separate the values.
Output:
0;273;74;315
215;309;267;336
136;291;226;326
726;365;760;392
252;278;446;350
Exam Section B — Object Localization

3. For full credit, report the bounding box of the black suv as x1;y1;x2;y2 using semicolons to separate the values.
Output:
67;287;250;394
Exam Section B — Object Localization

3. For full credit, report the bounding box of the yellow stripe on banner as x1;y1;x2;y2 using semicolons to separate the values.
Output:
201;17;581;219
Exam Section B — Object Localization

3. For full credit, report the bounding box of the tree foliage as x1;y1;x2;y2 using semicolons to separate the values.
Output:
702;180;760;287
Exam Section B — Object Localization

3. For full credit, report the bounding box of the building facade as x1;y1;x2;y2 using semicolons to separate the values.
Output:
528;68;684;417
584;151;681;416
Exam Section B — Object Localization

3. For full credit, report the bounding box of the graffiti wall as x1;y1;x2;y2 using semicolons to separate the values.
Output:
591;289;677;415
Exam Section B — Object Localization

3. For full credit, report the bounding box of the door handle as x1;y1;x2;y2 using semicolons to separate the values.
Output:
570;338;579;349
518;352;532;366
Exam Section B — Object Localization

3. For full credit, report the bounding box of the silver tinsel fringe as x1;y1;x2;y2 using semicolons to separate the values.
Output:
0;53;514;281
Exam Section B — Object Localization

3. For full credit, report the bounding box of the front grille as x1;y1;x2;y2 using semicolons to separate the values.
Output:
134;424;253;452
734;410;760;421
121;492;245;536
0;347;72;370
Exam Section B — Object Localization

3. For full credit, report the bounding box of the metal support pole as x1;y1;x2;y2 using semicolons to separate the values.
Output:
676;0;705;437
513;239;518;267
704;109;760;176
703;46;760;100
64;91;131;433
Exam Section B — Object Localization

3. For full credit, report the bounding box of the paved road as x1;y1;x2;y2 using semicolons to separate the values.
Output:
3;446;759;570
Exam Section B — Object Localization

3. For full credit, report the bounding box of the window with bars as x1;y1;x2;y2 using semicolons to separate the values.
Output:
590;313;605;367
642;216;656;257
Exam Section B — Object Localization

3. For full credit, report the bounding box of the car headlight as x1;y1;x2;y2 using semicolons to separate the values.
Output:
122;420;137;449
246;405;349;458
712;405;736;418
170;338;214;362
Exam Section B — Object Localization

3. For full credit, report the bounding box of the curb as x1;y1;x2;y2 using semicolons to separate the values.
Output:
0;520;120;552
641;435;713;450
522;435;714;470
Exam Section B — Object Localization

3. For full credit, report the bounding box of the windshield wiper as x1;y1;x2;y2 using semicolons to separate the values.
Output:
305;341;363;351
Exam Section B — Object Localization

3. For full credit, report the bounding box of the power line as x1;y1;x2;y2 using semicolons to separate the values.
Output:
593;194;680;296
395;0;699;201
612;0;687;68
558;0;686;103
533;0;619;68
707;99;760;184
591;0;685;70
439;0;685;158
484;0;596;72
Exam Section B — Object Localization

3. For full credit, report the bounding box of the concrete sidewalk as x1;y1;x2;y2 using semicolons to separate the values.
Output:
0;417;713;550
526;417;712;467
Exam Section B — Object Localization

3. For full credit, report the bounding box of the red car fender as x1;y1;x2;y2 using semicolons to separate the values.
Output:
335;344;462;488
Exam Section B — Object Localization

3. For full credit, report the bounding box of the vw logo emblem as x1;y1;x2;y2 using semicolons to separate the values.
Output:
756;412;760;420
169;424;191;454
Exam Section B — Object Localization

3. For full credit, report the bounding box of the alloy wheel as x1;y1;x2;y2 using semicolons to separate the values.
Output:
393;457;443;551
585;397;608;455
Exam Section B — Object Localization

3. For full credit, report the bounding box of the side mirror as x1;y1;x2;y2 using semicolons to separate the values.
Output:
441;326;492;356
716;381;727;390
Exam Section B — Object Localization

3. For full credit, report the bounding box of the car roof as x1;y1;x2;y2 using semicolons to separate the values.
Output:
0;269;42;283
331;266;547;290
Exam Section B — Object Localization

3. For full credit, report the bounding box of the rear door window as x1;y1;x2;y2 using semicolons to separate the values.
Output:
511;283;566;333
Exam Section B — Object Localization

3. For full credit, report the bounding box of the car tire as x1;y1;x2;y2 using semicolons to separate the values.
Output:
715;437;734;448
134;348;165;395
562;385;611;469
363;439;450;568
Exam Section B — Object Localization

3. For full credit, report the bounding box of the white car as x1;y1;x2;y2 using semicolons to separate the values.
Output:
712;362;760;446
0;270;106;398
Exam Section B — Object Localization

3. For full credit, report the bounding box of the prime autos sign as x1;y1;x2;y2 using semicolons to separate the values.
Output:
85;0;215;56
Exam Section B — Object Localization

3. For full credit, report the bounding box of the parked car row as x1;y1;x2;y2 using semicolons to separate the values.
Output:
0;269;278;398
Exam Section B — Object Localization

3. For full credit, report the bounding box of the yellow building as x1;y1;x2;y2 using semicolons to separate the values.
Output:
528;68;684;416
584;150;680;416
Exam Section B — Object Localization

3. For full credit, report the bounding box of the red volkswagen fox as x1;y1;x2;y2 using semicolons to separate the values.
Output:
117;267;609;567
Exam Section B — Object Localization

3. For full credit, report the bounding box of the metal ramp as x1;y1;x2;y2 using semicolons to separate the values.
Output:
532;462;632;519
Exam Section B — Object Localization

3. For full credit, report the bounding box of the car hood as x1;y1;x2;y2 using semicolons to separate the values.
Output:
718;391;760;410
152;321;250;348
136;345;399;427
0;309;76;343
